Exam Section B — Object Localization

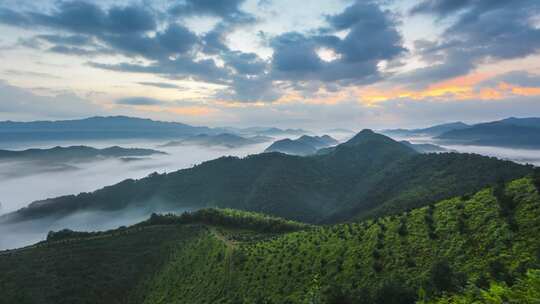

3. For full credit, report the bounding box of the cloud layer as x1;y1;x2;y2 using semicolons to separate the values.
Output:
0;0;539;126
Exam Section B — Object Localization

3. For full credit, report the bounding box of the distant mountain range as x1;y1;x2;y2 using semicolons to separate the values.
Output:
0;116;216;142
400;141;451;153
223;126;309;137
1;130;530;228
382;122;470;137
0;116;310;142
264;135;338;156
383;117;540;149
0;146;166;162
436;117;540;148
160;133;272;149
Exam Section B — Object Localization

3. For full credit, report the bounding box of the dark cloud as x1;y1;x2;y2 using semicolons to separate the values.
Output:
405;0;540;86
37;34;94;46
222;51;267;75
115;97;163;106
48;45;113;57
137;82;184;89
169;0;254;24
410;0;508;17
0;1;265;101
327;2;405;63
271;32;323;74
100;23;198;59
89;56;229;84
269;1;404;85
0;8;31;27
410;0;473;16
37;2;156;34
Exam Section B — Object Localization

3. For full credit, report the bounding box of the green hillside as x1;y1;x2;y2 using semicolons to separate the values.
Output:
1;177;539;304
2;130;531;225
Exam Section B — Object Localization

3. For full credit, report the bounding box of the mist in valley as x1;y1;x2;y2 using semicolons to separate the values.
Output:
396;136;540;166
2;132;539;251
0;139;271;250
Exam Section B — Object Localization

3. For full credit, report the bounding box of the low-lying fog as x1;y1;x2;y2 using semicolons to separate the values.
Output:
397;136;540;166
0;139;272;250
2;132;538;250
0;139;269;214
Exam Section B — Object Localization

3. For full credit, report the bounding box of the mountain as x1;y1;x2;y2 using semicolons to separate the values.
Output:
0;116;217;142
1;177;539;303
234;126;309;137
400;140;451;153
1;130;531;230
160;133;271;148
0;146;166;162
437;117;540;148
264;135;339;156
498;116;540;128
382;122;470;138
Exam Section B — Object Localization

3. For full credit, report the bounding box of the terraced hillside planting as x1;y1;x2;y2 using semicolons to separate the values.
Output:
1;177;539;303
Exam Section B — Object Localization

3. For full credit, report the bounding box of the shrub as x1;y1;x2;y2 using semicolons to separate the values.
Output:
429;260;463;294
373;280;416;304
533;167;540;191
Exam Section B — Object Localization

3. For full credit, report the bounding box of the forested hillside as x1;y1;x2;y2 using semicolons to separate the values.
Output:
2;130;531;226
1;177;539;304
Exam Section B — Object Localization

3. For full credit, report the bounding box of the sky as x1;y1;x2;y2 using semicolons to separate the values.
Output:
0;0;540;129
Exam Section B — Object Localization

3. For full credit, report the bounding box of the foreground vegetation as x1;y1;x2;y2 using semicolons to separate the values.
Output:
1;176;539;303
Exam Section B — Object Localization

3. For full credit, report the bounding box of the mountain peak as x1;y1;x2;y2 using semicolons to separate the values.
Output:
344;129;388;145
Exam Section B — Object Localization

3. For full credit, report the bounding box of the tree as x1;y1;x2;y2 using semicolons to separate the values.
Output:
429;260;463;294
533;167;540;192
373;280;416;304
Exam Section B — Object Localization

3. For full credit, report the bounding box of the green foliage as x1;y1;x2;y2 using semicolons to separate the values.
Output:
428;260;464;294
1;178;540;304
533;167;540;192
138;178;540;303
138;208;310;233
0;225;203;304
424;269;540;304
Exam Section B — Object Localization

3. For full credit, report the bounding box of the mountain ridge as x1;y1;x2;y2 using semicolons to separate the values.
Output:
264;134;338;156
0;130;531;233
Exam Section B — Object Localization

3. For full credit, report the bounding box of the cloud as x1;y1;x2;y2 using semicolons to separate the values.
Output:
268;1;405;85
0;0;410;103
89;56;229;85
37;34;94;46
3;69;61;79
0;81;103;120
115;97;164;106
137;82;184;89
325;1;405;63
404;0;540;86
169;0;254;24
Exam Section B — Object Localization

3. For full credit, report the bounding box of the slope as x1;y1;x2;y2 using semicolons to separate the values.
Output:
0;209;306;304
1;177;539;303
1;130;531;227
264;135;338;156
141;177;540;303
